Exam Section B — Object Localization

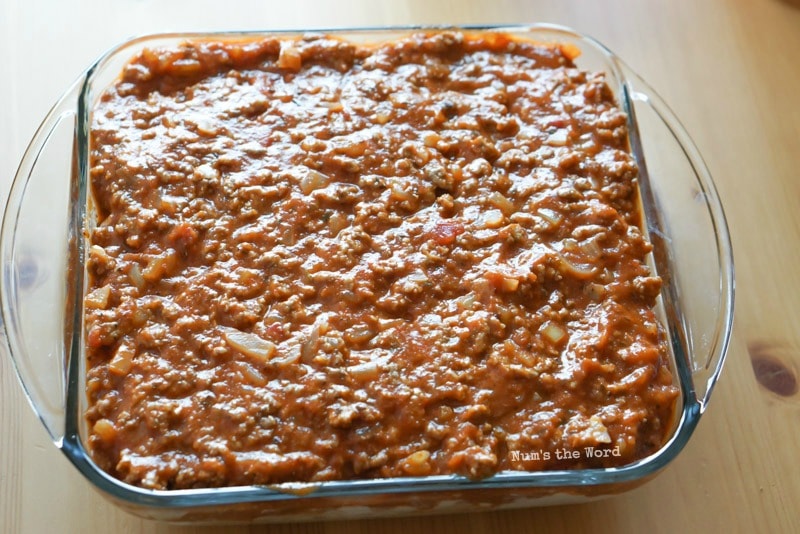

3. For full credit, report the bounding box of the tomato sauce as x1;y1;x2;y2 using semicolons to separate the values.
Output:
85;32;677;489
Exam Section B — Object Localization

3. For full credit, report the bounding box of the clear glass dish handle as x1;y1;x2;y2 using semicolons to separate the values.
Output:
619;62;735;412
0;77;83;444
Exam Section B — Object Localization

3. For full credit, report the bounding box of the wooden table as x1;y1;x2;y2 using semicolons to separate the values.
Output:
1;0;798;531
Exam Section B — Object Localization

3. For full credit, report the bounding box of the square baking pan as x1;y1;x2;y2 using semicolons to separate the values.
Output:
0;23;734;523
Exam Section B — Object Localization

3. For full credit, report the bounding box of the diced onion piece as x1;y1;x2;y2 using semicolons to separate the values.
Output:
499;306;516;325
169;58;202;77
645;322;658;337
457;292;476;310
301;314;331;362
334;140;367;158
401;450;432;476
108;343;135;376
373;112;391;124
89;245;110;263
142;251;176;282
273;343;302;366
546;129;569;146
587;415;612;444
320;101;344;112
85;285;111;309
390;183;414;202
128;264;145;290
328;212;348;235
423;132;441;147
606;367;652;393
282;227;296;246
485;271;520;293
218;151;242;167
378;318;402;330
559;43;581;60
93;419;116;443
302;328;321;362
240;141;267;156
277;42;302;71
488;192;515;215
542;322;567;345
299;169;330;195
513;345;537;367
346;361;381;381
194;117;218;136
501;276;520;292
344;325;375;345
406;269;429;284
131;308;149;327
221;326;277;363
580;237;602;259
555;253;597;280
194;163;218;182
537;208;562;227
234;361;267;387
562;238;579;252
481;209;505;229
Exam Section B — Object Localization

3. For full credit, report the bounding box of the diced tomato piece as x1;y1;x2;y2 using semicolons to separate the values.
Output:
431;220;464;246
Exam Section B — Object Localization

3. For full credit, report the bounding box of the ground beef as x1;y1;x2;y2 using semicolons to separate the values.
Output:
84;31;678;490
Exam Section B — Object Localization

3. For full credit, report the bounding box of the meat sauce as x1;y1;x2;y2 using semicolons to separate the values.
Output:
85;32;678;489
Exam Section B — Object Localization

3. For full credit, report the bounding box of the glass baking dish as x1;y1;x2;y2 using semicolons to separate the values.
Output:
0;24;734;523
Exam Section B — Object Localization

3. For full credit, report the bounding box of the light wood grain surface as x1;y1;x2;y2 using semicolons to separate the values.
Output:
1;0;798;532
